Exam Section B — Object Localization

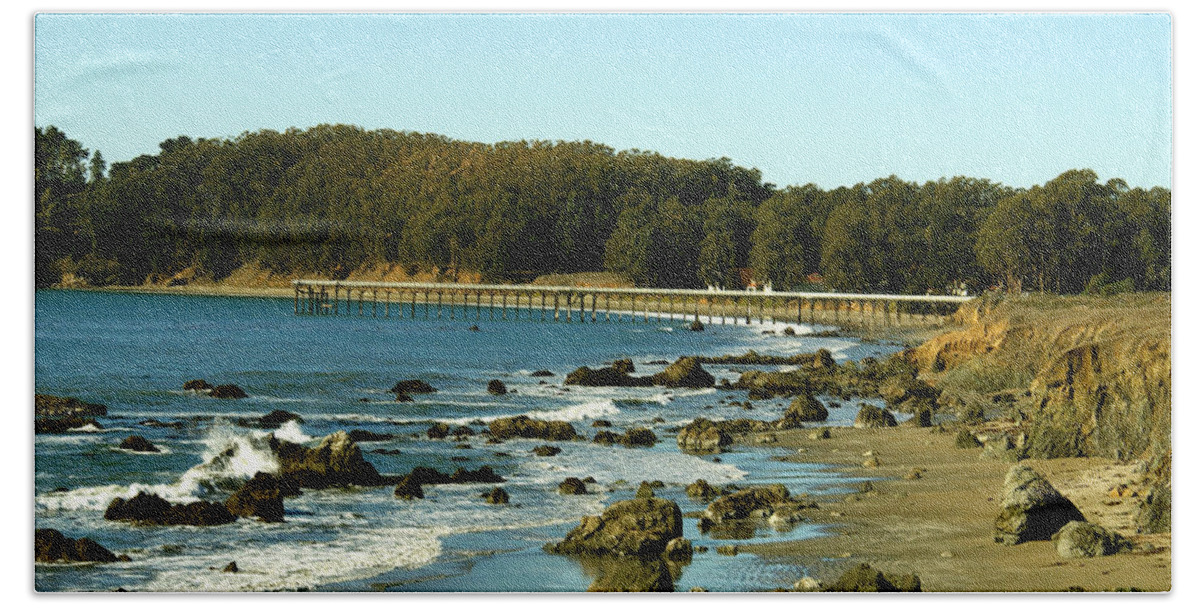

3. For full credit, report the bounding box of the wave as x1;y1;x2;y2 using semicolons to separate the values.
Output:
515;441;747;486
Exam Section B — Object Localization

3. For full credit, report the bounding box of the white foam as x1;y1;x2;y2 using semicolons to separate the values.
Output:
524;399;620;423
272;420;312;443
515;442;747;486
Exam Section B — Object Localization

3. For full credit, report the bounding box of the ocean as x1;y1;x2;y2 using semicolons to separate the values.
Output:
34;289;903;592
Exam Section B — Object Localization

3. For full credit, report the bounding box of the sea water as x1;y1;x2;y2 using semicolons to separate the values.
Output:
34;289;902;592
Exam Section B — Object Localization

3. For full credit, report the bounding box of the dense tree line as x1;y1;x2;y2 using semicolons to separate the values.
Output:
35;125;1170;294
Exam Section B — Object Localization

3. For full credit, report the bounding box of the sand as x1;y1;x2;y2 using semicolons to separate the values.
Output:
744;426;1171;592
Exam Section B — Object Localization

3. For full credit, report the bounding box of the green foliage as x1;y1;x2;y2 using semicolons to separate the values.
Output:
33;125;1170;295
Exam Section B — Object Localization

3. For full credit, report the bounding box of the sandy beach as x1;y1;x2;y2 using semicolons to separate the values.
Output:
746;425;1171;592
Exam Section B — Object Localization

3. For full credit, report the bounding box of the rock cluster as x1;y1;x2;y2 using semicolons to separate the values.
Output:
35;394;107;434
104;492;237;526
699;484;815;530
36;529;124;563
488;416;577;441
565;357;714;389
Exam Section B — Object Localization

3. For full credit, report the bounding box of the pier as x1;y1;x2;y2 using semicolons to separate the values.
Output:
291;280;972;329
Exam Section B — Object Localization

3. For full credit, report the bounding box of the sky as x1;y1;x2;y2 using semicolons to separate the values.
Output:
34;12;1171;189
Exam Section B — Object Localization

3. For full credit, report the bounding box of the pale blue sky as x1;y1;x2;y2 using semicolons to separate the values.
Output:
34;13;1171;189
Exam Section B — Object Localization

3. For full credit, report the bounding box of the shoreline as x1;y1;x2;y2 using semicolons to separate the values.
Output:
742;426;1171;592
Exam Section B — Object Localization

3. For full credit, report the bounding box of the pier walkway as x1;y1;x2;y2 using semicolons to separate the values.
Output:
292;280;972;329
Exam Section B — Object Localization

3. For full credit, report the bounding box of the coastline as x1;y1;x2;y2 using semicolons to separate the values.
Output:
743;426;1171;592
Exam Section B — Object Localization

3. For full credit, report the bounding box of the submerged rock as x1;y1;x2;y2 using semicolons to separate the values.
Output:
532;445;562;457
393;475;425;500
559;477;589;495
258;409;304;428
621;428;658;448
183;379;214;391
583;556;675;592
426;423;450;439
35;529;122;564
391;379;437;394
35;394;106;434
347;429;394;442
993;465;1086;545
685;479;720;501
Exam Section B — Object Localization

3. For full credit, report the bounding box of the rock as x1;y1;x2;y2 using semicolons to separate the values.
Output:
1052;521;1133;558
104;492;237;526
486;379;508;395
426;423;450;439
701;484;795;526
395;392;414;403
901;407;933;428
809;428;832;440
650;357;715;389
35;528;120;563
824;563;921;592
663;537;693;561
621;428;657;448
544;497;684;558
209;384;248;399
559;477;589;495
565;365;650;387
955;429;983;448
768;506;805;528
755;433;778;444
259;409;304;428
449;465;505;483
811;348;837;370
347;429;394;442
488;415;577;441
468;325;481;332
592;419;612;428
222;561;239;573
636;481;657;499
391;379;437;394
715;545;739;556
612;358;635;374
272;431;389;488
183;379;213;391
854;404;897;428
993;465;1086;545
676;418;733;454
450;426;475;439
482;486;510;504
878;375;940;410
593;430;620;446
980;435;1025;462
688;319;705;332
532;445;562;457
531;370;555;377
782;326;797;337
118;435;160;453
584;556;674;592
34;394;107;434
686;479;720;501
225;472;285;522
794;577;822;591
779;393;828;428
393;475;425;499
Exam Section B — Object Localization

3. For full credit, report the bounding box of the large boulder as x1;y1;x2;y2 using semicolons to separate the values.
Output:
650;357;715;389
824;563;921;592
393;475;425;499
779;393;828;428
1052;521;1133;558
700;484;797;526
35;529;121;563
118;435;160;453
993;465;1086;545
104;492;237;526
272;431;389;488
559;477;589;495
545;497;684;559
391;379;437;394
676;419;733;454
225;472;286;523
488;415;578;441
854;404;897;428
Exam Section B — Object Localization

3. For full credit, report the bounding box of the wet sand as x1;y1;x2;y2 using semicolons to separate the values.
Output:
745;426;1171;592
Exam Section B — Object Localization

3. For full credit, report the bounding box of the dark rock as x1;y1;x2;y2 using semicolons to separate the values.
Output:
783;326;796;336
183;379;214;391
636;481;657;499
650;357;715;389
35;528;120;563
621;428;658;448
393;475;425;499
900;407;933;428
559;477;589;495
488;415;577;441
582;476;597;483
272;431;389;488
854;404;897;428
612;358;635;374
592;419;612;428
427;423;450;439
487;379;508;395
371;448;402;455
118;435;160;453
701;484;801;526
259;409;304;428
676;418;732;454
663;537;693;561
532;445;562;457
469;325;481;332
879;375;940;410
225;472;286;522
686;479;720;501
565;365;651;388
450;425;475;439
104;492;237;526
449;465;505;484
482;486;510;504
994;465;1086;545
593;431;620;446
347;429;394;442
545;497;684;559
811;349;837;371
391;379;437;394
531;369;555;377
35;394;107;418
209;384;248;399
1052;521;1133;558
222;561;239;573
824;563;921;592
689;319;705;332
779;393;828;428
395;392;414;403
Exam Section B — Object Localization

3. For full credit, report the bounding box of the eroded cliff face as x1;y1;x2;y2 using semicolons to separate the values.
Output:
908;294;1171;531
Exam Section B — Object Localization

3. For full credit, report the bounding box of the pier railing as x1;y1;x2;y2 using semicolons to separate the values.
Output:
291;280;973;328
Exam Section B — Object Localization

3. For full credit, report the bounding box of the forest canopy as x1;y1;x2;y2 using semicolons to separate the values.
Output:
34;124;1171;295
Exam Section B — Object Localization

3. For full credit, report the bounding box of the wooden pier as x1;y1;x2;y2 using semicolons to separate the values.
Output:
291;280;972;329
